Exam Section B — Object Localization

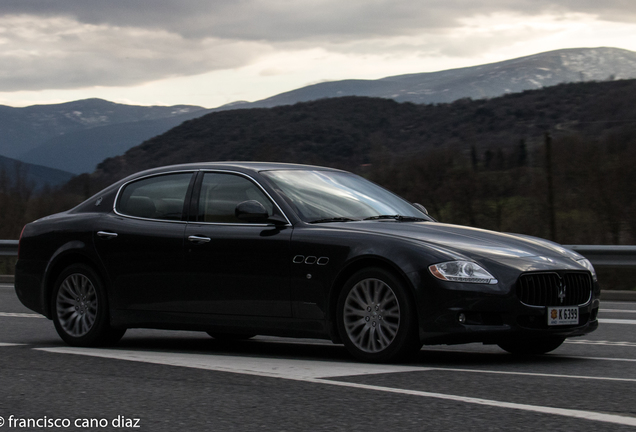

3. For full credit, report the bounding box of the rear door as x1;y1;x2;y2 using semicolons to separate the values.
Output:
94;171;194;311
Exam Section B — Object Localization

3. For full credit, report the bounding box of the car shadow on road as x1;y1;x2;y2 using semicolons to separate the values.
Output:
105;329;583;368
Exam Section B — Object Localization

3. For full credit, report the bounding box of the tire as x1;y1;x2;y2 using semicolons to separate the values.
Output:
497;337;565;355
336;267;420;363
51;264;126;347
206;332;255;340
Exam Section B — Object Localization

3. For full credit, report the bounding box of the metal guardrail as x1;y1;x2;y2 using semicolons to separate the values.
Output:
564;245;636;268
0;240;18;256
1;239;634;267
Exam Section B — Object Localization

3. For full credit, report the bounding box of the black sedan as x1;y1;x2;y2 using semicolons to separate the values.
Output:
15;162;599;362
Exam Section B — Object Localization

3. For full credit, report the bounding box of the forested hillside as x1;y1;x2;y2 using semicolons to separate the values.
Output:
95;79;636;185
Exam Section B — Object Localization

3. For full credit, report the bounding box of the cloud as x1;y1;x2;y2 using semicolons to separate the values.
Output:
0;0;635;92
0;14;269;91
3;0;636;41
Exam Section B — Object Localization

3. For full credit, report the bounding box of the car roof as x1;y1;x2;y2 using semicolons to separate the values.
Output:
72;161;347;215
122;161;345;180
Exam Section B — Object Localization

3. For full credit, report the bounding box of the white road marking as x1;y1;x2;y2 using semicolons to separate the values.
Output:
600;309;636;313
304;379;636;427
566;339;636;348
0;343;24;347
420;366;636;383
601;301;636;306
0;312;45;318
36;347;426;378
567;356;636;363
36;347;636;427
426;347;636;363
599;319;636;325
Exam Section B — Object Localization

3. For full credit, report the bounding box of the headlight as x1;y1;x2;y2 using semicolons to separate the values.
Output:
429;261;498;284
576;258;597;281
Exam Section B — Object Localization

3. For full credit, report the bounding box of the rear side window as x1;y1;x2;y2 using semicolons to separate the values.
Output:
117;173;192;221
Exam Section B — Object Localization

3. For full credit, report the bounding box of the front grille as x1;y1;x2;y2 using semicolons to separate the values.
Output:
516;272;592;306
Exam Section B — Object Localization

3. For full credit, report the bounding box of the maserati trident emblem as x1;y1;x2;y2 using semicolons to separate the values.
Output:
557;281;567;304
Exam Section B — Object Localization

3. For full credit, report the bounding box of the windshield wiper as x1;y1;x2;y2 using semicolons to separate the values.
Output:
309;217;360;224
363;215;429;222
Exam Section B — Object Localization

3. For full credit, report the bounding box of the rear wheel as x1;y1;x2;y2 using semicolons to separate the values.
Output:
497;337;565;355
337;268;420;363
52;264;125;347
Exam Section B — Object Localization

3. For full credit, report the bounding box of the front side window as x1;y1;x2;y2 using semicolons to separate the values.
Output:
117;173;192;220
198;173;274;223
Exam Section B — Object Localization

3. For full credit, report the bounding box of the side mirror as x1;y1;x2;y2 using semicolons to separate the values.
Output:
413;203;429;215
235;200;270;223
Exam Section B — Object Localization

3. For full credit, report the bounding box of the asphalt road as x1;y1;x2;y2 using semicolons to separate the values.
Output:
1;283;635;431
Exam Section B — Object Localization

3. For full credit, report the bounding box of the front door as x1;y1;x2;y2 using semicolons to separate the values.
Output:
183;172;292;317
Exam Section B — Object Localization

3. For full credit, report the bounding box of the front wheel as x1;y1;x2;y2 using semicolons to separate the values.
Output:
497;337;565;355
336;268;420;363
52;264;126;347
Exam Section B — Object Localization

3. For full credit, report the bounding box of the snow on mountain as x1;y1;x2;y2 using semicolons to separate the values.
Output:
217;47;636;110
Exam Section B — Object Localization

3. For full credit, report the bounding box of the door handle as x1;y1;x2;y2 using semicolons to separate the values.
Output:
96;231;118;239
188;235;211;244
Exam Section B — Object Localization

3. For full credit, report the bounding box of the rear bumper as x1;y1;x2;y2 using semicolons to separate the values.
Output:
14;259;48;316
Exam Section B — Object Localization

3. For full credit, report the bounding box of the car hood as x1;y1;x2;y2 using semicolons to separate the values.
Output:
338;221;584;269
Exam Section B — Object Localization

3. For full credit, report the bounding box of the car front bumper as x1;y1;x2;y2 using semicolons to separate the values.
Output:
413;272;600;345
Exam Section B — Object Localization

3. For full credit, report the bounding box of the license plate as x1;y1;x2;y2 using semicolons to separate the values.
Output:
547;306;579;326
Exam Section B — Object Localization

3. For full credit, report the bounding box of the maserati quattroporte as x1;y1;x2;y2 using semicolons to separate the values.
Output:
15;162;599;362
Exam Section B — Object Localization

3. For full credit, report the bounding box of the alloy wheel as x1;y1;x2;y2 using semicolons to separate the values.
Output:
55;273;98;337
342;278;401;353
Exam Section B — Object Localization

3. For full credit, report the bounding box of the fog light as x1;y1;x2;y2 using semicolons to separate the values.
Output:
458;313;466;324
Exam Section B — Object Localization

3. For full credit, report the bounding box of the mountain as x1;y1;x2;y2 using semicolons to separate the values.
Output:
0;98;207;173
3;47;635;176
91;78;636;187
0;155;74;189
18;114;209;175
215;47;636;110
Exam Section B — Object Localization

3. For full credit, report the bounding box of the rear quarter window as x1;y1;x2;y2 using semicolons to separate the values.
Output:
117;173;192;221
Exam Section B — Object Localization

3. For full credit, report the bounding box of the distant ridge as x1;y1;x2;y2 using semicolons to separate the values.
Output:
18;113;209;175
215;47;636;110
0;155;74;189
0;98;207;174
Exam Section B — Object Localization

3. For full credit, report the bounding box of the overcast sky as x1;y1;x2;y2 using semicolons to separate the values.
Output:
1;0;635;108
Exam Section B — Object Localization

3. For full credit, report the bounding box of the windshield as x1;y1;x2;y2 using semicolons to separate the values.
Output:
261;170;431;223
